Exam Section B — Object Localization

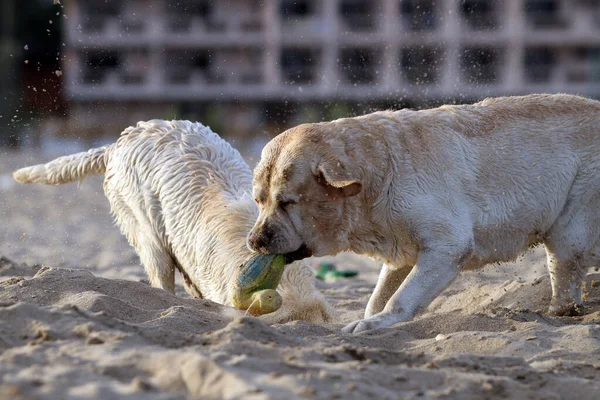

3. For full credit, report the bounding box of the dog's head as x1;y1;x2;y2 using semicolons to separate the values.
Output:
247;123;362;261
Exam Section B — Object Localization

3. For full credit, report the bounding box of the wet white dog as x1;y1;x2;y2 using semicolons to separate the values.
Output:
14;120;331;323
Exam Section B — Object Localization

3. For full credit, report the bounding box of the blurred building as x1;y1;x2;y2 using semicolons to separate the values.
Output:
62;0;600;140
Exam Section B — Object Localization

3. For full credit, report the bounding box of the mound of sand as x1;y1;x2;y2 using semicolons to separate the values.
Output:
1;255;600;399
2;151;600;399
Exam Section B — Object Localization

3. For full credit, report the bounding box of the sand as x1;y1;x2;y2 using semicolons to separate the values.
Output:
1;150;600;400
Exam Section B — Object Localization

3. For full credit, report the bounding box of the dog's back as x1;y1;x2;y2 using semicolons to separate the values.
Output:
109;120;252;199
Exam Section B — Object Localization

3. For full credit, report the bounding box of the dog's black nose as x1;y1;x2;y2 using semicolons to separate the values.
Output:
247;231;262;251
247;229;272;252
248;223;276;252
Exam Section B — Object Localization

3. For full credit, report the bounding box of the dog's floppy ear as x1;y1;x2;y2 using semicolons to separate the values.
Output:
316;157;362;197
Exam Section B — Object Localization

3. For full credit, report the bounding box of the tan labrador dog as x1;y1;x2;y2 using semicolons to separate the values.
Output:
247;94;600;333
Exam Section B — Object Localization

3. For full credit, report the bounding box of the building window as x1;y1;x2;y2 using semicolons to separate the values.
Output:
339;0;379;32
460;47;501;84
524;0;567;29
240;0;264;32
281;48;319;85
280;0;316;19
460;0;499;30
339;48;380;85
401;47;443;85
565;47;600;83
214;49;264;85
280;0;321;34
165;50;212;84
165;1;213;33
400;0;437;31
80;0;121;33
524;47;555;83
82;51;120;84
120;51;149;85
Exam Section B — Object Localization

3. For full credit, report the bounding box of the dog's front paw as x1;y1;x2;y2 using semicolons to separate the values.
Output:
341;314;391;334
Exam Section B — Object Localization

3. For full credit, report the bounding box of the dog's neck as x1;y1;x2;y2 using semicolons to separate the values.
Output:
336;112;419;267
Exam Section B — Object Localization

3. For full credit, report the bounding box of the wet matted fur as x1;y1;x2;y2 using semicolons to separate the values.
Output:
14;120;331;324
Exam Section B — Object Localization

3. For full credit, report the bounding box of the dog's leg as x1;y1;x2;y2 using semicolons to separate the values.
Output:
105;188;176;294
342;249;466;334
545;250;586;316
137;235;176;294
544;221;590;316
182;274;204;298
543;197;600;316
365;264;412;318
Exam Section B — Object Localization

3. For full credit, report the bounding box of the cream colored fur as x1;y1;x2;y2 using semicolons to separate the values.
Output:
248;94;600;333
13;120;331;324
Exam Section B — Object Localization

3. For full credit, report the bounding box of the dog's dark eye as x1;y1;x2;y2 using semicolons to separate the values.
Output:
278;199;297;208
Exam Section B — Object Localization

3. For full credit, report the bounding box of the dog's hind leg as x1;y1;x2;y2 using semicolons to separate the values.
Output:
544;248;586;316
544;218;595;316
116;213;176;293
544;191;600;316
105;185;176;294
136;234;176;294
181;266;203;298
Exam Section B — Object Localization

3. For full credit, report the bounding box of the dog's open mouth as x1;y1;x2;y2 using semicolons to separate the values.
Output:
284;244;312;264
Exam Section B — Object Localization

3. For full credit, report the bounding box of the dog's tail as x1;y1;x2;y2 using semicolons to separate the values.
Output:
13;146;110;185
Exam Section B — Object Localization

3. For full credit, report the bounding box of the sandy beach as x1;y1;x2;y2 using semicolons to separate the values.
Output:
1;150;600;399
